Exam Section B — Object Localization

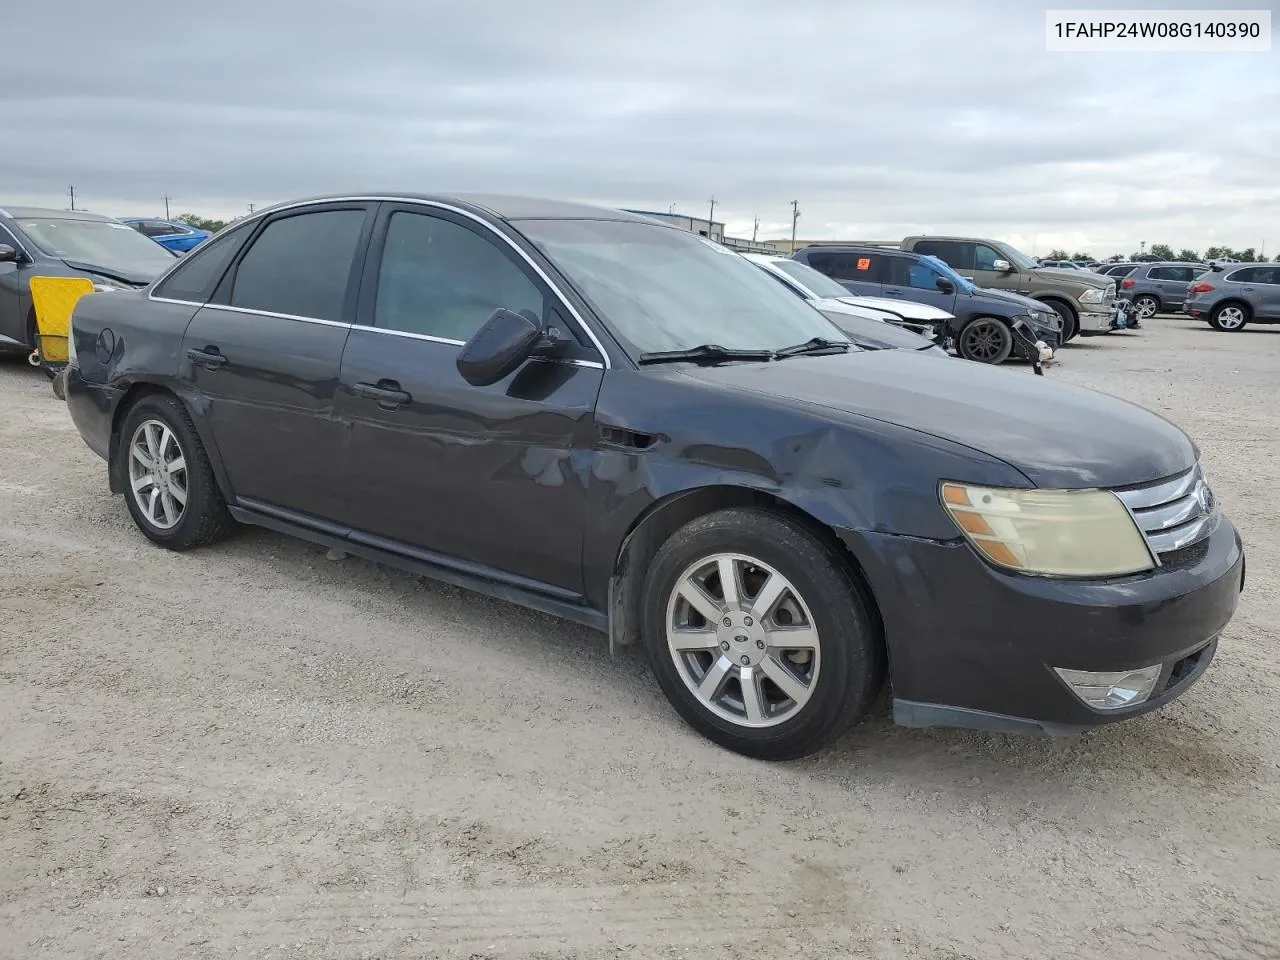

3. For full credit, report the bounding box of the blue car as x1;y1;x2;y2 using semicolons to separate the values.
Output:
118;217;210;253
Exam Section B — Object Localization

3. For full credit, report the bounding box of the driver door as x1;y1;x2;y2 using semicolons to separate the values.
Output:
334;203;605;595
880;254;957;313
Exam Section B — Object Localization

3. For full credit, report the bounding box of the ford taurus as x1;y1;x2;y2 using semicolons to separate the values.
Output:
61;195;1245;759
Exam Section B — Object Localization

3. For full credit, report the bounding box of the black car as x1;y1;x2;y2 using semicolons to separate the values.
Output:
61;195;1244;760
791;244;1066;358
0;206;177;359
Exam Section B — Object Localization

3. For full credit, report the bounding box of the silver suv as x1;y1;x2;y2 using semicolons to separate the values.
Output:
1184;263;1280;332
1118;262;1208;319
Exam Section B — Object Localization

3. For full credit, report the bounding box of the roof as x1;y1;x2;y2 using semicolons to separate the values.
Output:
0;206;118;222
247;192;659;225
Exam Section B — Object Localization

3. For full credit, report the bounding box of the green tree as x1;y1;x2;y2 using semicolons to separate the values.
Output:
1238;248;1258;262
1274;254;1280;262
1204;245;1228;260
1070;251;1093;261
1106;254;1127;262
1149;243;1175;260
1177;248;1200;262
1046;248;1070;260
176;213;228;232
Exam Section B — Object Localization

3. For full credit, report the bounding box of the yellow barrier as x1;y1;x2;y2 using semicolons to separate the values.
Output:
29;276;95;364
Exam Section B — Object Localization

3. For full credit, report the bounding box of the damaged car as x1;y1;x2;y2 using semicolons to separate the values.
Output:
62;195;1244;759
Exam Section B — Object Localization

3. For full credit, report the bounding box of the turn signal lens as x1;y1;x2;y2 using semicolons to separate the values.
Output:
939;482;1155;577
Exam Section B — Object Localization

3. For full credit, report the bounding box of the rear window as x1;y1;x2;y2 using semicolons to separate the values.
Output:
153;224;250;302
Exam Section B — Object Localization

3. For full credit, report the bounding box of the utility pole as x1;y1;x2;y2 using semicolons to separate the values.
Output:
752;216;759;242
707;196;716;239
248;203;255;214
790;201;801;253
68;185;76;211
668;202;676;215
163;196;171;220
1140;240;1146;255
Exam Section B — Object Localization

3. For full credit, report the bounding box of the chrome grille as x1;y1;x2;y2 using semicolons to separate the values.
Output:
1113;465;1216;556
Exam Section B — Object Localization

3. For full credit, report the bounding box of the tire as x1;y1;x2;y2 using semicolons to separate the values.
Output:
1043;299;1078;340
956;317;1013;365
640;507;884;760
1133;295;1160;320
1209;302;1249;332
115;393;234;550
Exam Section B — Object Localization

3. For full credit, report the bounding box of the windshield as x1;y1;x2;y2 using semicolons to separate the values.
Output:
920;255;975;293
519;219;849;356
769;259;852;299
18;217;176;271
1000;243;1039;271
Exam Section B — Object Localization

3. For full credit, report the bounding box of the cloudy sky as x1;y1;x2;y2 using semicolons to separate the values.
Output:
4;0;1277;257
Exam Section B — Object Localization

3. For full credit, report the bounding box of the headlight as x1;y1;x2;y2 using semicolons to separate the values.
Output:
939;482;1155;577
88;274;125;292
1078;288;1107;304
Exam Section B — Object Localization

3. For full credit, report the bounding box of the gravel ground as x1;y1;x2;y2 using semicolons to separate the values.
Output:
1;317;1277;960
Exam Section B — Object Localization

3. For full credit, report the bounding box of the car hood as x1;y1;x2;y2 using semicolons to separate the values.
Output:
835;295;954;321
61;257;170;287
1029;267;1111;289
965;285;1054;313
816;307;945;354
675;351;1196;488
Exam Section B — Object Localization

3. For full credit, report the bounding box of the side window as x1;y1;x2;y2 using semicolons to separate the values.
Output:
230;209;367;322
140;221;175;237
840;253;880;281
913;240;969;270
973;244;1001;270
1147;266;1175;280
152;224;252;302
905;259;941;290
1226;268;1257;284
372;211;544;342
1257;267;1279;285
804;252;840;277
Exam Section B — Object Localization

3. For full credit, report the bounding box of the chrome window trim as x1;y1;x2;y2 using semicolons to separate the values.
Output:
163;302;604;369
145;195;613;369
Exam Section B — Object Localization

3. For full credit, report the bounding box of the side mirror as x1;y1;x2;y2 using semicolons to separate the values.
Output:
935;277;955;293
0;244;19;263
456;308;543;386
992;259;1013;272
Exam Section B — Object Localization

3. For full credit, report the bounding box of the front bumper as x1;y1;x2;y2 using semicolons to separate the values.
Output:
842;515;1244;732
1078;305;1123;333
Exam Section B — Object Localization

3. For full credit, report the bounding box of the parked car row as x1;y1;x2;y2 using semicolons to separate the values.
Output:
33;193;1244;760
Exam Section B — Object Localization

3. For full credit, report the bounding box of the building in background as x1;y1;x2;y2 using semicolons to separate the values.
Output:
622;209;787;255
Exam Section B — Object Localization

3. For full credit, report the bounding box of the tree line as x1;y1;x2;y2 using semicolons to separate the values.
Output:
1046;244;1278;263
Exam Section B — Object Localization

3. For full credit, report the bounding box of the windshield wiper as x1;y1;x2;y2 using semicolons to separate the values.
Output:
774;337;854;359
636;344;776;366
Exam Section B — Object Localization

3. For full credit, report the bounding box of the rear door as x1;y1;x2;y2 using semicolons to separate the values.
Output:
334;202;604;594
1241;266;1280;319
880;254;957;312
180;203;374;519
0;222;33;346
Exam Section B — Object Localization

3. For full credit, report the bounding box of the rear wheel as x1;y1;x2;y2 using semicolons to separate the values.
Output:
956;317;1013;364
116;394;234;550
1209;302;1249;332
641;508;884;760
1133;295;1160;320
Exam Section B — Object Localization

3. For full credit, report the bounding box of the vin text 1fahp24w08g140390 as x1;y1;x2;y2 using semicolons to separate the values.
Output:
60;195;1244;759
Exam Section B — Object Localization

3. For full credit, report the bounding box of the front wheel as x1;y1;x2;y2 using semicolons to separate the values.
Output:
956;317;1013;364
641;508;884;760
116;393;235;550
1044;300;1079;340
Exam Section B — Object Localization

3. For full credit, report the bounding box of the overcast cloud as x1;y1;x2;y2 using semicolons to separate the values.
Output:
4;0;1277;256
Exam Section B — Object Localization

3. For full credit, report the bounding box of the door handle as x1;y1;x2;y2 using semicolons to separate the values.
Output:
352;380;412;408
884;288;903;296
186;346;227;370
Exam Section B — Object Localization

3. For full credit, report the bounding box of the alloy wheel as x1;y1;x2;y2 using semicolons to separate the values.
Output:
665;553;821;728
1216;306;1246;330
127;419;189;530
959;319;1011;363
1135;296;1158;319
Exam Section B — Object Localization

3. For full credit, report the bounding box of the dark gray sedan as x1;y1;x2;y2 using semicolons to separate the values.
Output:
59;194;1244;759
1184;263;1280;331
0;206;176;360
